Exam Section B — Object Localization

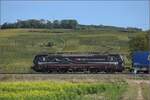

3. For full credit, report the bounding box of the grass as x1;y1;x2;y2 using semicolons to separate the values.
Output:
141;83;150;100
0;28;144;73
0;80;127;100
121;82;139;100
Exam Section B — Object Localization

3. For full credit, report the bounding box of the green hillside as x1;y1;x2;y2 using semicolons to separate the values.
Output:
0;29;144;73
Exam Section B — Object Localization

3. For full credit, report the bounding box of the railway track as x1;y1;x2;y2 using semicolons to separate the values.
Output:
0;73;149;81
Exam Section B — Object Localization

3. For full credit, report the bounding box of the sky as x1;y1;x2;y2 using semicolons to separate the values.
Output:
0;0;149;30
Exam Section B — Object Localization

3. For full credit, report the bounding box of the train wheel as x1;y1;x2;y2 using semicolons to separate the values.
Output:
144;70;149;74
48;70;52;73
90;69;98;74
59;69;68;73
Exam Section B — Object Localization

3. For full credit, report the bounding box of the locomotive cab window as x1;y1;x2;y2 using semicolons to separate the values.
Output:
108;56;115;62
38;56;47;62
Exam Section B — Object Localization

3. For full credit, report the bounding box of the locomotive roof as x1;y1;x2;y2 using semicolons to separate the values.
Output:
35;52;121;57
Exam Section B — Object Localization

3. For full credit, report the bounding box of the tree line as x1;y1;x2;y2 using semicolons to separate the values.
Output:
0;19;142;32
0;19;78;29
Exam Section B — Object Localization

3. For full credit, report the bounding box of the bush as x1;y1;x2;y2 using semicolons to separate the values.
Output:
129;33;149;53
46;41;54;47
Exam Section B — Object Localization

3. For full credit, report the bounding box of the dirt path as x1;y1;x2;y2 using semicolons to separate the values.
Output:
122;80;150;100
134;80;150;100
137;84;143;100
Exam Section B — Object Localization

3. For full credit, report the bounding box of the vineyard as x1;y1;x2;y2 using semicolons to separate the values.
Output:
0;29;144;73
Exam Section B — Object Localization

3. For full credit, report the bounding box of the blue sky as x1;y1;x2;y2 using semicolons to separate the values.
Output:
1;0;149;30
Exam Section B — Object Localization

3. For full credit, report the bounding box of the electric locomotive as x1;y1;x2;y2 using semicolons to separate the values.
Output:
32;53;124;73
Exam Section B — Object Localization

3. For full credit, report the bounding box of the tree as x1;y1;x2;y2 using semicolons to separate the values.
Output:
1;23;8;29
1;22;17;29
68;20;78;29
46;20;52;29
129;33;149;53
53;20;60;28
61;19;78;29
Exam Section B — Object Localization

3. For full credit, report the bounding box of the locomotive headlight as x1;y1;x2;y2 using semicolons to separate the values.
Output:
38;62;40;64
38;62;42;65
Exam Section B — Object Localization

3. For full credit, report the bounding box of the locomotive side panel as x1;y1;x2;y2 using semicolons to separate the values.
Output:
32;53;124;73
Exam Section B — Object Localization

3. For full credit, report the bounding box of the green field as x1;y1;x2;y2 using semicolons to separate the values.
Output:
0;74;150;100
0;80;127;100
0;29;144;73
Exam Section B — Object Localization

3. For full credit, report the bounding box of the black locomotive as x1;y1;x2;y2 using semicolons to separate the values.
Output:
32;53;124;73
